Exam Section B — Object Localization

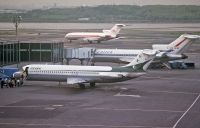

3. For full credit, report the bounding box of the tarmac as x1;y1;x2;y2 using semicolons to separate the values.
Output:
0;69;200;128
0;23;200;128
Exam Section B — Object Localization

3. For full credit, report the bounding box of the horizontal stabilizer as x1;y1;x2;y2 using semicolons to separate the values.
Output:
183;34;200;39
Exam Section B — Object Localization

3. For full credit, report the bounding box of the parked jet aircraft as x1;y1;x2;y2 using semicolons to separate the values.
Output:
91;34;200;64
65;24;126;43
14;49;157;89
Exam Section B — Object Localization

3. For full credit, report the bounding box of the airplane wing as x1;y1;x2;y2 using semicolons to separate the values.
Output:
67;77;87;84
115;36;127;39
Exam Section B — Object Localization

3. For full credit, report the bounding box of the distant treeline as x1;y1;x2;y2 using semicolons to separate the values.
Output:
1;5;200;22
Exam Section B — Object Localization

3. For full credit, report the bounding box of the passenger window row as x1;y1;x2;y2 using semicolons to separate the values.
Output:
30;70;98;75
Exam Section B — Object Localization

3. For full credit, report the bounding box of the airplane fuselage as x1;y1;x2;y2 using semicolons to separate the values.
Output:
24;65;145;84
91;49;186;64
91;34;199;64
92;49;141;63
65;24;126;43
66;32;114;41
14;49;156;88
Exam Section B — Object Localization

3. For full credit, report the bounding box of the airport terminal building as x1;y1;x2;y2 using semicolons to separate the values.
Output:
0;40;63;67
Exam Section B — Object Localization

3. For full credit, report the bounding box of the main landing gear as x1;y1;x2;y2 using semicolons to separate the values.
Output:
87;40;93;44
90;82;95;88
79;83;86;89
78;82;96;89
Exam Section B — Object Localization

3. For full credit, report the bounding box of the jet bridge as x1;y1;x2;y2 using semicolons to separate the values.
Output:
63;47;95;65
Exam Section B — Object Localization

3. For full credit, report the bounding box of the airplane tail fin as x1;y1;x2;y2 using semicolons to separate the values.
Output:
103;24;125;36
168;34;200;54
123;49;158;71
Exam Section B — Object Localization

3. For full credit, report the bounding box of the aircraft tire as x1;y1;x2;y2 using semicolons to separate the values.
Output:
90;82;95;88
79;84;86;89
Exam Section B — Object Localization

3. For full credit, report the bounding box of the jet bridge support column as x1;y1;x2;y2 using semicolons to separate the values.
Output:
66;59;69;65
63;58;70;65
80;59;84;65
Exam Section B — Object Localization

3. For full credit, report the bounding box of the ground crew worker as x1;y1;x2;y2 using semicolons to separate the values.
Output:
1;79;4;89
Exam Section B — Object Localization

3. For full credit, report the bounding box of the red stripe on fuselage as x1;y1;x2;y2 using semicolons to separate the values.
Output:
175;38;187;47
67;34;113;41
69;34;102;38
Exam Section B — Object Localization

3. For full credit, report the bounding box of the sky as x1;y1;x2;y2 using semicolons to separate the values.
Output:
0;0;200;10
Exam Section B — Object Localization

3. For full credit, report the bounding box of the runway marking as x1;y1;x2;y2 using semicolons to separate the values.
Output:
164;77;200;82
141;76;161;79
142;76;200;82
114;93;141;98
44;107;56;110
0;105;44;108
52;104;64;107
0;122;170;128
0;123;104;127
114;88;198;98
172;94;200;128
0;105;64;108
84;107;184;113
114;87;141;98
109;126;169;128
146;90;199;95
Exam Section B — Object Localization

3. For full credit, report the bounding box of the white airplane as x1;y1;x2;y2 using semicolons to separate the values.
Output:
91;34;200;64
65;24;126;43
13;49;157;89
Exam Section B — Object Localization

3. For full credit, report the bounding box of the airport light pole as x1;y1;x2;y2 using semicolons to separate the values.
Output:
12;15;22;68
12;15;22;39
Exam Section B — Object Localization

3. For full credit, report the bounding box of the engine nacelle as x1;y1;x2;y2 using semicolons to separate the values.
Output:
166;54;188;59
152;44;172;51
156;52;167;58
13;71;24;79
102;30;110;34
